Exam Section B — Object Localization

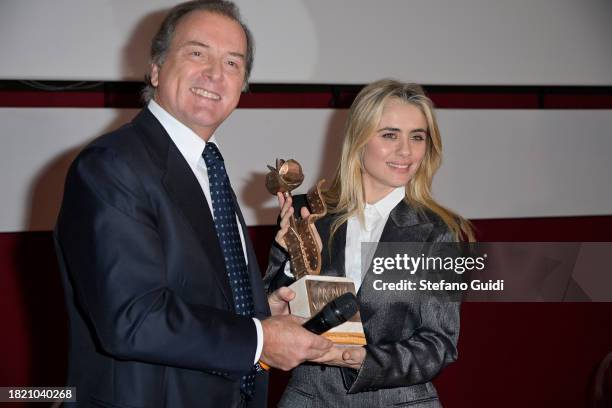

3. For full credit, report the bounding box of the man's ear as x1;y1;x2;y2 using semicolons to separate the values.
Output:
150;63;160;87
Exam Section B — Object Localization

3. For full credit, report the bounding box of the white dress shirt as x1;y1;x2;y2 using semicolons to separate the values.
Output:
148;100;263;365
284;187;406;292
345;187;406;291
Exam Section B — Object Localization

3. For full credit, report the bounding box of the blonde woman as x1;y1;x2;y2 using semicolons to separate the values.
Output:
266;79;473;407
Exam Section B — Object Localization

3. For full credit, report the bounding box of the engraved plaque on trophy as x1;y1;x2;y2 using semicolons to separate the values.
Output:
266;159;366;345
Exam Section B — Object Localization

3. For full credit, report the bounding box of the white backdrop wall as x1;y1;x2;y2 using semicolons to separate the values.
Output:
0;0;611;85
2;107;611;232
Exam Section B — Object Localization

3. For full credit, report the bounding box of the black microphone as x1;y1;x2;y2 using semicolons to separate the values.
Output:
303;292;359;335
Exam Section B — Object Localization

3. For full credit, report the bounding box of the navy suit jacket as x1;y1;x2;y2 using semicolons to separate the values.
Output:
54;109;270;408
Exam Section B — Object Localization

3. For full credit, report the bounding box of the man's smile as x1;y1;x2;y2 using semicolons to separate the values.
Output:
190;87;221;100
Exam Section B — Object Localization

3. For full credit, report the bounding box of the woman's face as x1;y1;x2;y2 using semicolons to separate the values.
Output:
361;99;428;203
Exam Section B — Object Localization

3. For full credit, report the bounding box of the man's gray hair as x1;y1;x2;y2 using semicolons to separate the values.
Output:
142;0;254;102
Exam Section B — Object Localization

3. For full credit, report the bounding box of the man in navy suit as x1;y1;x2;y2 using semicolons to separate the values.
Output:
54;1;331;407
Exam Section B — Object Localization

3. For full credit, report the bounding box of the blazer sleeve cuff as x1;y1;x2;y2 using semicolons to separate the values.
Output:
344;346;384;393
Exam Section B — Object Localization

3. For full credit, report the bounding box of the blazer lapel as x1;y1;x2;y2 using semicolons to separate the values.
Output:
360;200;434;298
133;110;234;309
380;200;434;242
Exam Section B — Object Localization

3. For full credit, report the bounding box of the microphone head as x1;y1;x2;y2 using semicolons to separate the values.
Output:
330;292;359;323
303;291;360;334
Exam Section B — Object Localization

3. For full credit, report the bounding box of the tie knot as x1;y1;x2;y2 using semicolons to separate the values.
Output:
203;142;224;166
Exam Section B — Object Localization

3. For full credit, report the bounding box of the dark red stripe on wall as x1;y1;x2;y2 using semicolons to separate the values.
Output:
1;81;612;109
470;215;612;242
544;92;612;109
0;90;106;108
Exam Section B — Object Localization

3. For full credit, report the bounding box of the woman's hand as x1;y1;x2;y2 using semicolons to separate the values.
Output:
310;345;366;370
274;192;322;252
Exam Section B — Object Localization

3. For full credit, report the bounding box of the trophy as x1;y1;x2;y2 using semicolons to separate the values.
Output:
266;159;366;345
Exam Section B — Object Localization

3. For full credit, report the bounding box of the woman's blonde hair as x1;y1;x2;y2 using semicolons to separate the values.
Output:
323;79;475;242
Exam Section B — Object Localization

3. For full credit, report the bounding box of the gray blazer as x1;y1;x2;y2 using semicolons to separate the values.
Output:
265;197;460;408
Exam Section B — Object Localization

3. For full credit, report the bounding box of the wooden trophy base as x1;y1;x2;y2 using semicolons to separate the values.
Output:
289;275;366;346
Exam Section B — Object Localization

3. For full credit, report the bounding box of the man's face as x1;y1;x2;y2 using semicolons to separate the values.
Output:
150;11;247;140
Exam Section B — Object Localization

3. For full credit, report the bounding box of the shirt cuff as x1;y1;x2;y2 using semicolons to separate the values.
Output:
252;318;264;364
283;261;294;278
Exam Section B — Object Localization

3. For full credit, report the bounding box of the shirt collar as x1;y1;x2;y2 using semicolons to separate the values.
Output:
365;186;406;219
147;99;219;167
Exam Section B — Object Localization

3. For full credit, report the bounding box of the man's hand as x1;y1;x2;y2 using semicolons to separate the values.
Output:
268;286;295;316
310;345;366;370
260;315;333;371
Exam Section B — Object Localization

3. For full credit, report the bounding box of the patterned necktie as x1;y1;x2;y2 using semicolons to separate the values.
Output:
202;142;256;397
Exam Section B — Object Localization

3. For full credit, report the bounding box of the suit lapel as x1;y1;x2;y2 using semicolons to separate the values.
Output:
133;110;234;308
380;200;434;242
359;200;434;298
